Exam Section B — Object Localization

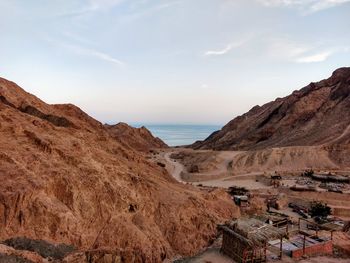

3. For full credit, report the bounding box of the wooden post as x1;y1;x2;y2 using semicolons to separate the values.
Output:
286;220;289;235
303;234;306;255
280;237;283;259
265;243;267;262
298;218;301;232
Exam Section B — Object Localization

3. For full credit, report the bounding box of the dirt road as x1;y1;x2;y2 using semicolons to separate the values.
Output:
163;150;186;183
161;149;268;189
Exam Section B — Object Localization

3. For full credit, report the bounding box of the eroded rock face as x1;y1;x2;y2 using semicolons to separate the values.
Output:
192;67;350;152
0;77;239;262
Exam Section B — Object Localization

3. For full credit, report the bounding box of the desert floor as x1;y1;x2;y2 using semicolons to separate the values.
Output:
150;147;350;262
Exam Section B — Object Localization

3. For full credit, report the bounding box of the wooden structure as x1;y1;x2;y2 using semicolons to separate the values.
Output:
297;217;335;238
228;186;249;196
281;218;335;258
234;195;249;207
219;219;286;263
270;174;282;188
256;213;289;230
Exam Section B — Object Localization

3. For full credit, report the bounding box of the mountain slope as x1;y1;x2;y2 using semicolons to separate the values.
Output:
106;122;167;152
0;77;239;262
192;67;350;151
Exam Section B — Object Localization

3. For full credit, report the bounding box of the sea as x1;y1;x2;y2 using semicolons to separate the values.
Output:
134;124;222;147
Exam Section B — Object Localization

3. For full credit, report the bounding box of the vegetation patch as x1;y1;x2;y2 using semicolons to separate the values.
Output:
2;237;75;260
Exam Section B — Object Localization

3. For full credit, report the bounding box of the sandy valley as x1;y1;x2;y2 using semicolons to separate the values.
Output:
1;68;350;262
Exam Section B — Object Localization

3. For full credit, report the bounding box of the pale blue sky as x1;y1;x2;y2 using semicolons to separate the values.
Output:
1;0;349;125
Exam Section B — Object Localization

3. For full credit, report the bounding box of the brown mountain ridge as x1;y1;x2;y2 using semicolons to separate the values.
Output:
0;77;239;262
192;67;350;152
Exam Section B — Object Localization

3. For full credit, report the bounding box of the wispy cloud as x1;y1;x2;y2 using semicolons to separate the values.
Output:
266;37;344;63
45;38;125;67
268;38;311;60
89;0;125;10
204;39;247;57
257;0;350;13
57;0;125;18
62;43;125;67
295;51;333;63
310;0;350;12
119;1;182;23
61;31;96;46
58;0;178;20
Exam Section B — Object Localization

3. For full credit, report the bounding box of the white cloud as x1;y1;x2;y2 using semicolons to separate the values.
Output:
57;0;124;18
64;44;125;66
89;0;125;10
257;0;350;13
204;44;234;56
61;31;96;46
309;0;350;12
45;38;125;67
119;1;181;23
59;0;178;19
204;39;247;57
295;51;333;63
268;38;311;60
258;0;305;6
266;37;342;63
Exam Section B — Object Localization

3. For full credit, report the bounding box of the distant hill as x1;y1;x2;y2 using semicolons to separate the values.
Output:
106;122;167;152
192;67;350;152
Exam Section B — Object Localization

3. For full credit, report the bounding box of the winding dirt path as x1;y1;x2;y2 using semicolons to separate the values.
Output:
164;151;186;183
161;149;263;190
162;149;240;183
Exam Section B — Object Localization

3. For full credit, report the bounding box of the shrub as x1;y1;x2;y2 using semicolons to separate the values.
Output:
310;201;331;218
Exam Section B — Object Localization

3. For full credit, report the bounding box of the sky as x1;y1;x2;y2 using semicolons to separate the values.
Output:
0;0;349;125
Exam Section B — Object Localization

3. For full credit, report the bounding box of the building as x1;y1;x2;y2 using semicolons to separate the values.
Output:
219;218;286;263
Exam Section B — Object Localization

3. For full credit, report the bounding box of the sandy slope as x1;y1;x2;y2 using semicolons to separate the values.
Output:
231;146;340;173
167;146;345;177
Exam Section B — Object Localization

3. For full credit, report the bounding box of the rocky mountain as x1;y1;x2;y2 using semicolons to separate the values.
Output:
106;122;167;152
192;67;350;152
0;77;239;262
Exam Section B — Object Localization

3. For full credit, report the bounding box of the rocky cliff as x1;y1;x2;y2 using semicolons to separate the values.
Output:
0;77;239;262
192;67;350;152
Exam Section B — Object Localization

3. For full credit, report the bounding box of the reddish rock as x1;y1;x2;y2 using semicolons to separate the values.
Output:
0;77;239;262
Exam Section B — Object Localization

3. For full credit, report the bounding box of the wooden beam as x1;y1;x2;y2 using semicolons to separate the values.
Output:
279;237;283;259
